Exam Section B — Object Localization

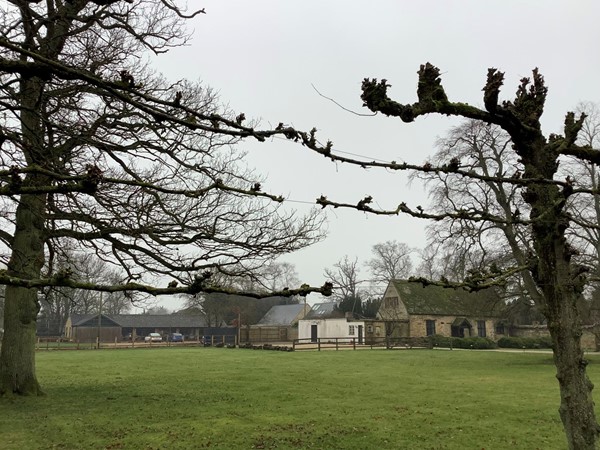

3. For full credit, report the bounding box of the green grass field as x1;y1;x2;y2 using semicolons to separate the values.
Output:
2;348;597;449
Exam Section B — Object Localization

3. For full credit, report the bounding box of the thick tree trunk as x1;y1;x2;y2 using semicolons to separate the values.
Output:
529;200;600;447
0;69;50;396
533;227;600;448
0;286;42;396
0;192;47;396
547;298;600;449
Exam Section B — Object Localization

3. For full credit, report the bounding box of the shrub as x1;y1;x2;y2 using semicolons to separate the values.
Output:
428;334;452;348
497;336;553;349
428;335;497;349
497;337;523;348
453;337;497;349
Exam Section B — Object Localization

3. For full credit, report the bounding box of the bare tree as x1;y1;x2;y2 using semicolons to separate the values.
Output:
417;121;535;283
0;1;331;396
183;261;302;326
367;240;413;284
258;261;301;292
302;65;600;448
561;102;600;342
324;256;364;302
415;120;539;315
143;306;170;315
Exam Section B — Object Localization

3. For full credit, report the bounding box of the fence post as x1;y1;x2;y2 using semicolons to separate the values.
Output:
353;338;356;350
115;337;118;348
77;339;80;350
317;338;321;352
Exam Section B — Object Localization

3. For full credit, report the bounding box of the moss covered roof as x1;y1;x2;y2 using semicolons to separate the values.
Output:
390;280;503;317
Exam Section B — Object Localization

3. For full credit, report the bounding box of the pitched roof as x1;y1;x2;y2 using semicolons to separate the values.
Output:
304;302;345;320
70;314;121;327
70;313;208;328
256;304;309;326
389;280;502;317
112;314;208;328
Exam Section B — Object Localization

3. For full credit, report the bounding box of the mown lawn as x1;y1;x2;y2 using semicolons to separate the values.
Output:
2;348;598;449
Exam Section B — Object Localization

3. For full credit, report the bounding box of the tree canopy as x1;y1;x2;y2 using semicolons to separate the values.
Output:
0;0;332;397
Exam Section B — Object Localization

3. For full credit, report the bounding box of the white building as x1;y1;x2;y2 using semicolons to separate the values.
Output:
297;303;366;344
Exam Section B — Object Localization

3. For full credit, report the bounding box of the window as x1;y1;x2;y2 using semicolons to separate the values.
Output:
348;325;355;335
375;326;381;336
367;325;373;333
426;320;436;336
477;320;486;337
495;323;505;335
384;297;399;308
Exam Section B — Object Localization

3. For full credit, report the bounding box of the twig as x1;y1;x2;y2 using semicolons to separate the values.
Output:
311;83;376;117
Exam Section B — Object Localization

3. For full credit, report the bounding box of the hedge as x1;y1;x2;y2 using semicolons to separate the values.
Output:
497;336;553;349
428;335;497;349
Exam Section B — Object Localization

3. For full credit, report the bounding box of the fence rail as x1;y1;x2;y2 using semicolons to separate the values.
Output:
292;337;361;351
34;334;237;351
30;335;434;352
292;336;433;351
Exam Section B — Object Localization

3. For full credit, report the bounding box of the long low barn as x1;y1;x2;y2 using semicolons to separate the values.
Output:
64;313;235;343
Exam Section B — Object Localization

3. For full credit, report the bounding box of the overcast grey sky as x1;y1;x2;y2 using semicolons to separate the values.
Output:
152;0;600;305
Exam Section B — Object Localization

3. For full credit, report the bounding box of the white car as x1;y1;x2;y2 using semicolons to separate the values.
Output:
144;333;162;342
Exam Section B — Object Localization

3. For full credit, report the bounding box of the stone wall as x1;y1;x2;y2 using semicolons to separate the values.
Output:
511;324;597;351
408;315;499;340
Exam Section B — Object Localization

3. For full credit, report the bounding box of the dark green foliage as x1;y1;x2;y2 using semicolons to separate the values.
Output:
498;336;554;349
362;298;382;318
428;334;497;349
336;295;363;316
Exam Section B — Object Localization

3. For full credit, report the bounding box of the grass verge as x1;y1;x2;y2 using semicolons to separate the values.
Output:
2;348;598;449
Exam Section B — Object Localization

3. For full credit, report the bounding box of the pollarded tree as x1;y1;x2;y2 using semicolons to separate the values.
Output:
306;65;600;448
0;1;331;396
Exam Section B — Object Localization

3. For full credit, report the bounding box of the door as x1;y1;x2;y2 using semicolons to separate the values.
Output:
358;325;363;344
310;324;318;343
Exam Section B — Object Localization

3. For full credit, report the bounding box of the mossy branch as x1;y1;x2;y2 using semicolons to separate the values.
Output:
0;271;333;299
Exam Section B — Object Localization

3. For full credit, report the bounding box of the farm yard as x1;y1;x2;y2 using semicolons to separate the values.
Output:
2;347;596;449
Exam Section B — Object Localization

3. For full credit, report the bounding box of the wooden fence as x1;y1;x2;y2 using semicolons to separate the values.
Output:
34;334;238;351
292;336;433;351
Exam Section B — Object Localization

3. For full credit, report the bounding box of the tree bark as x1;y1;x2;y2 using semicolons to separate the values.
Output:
526;149;600;448
548;299;599;450
0;193;47;396
0;286;42;396
0;74;48;396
